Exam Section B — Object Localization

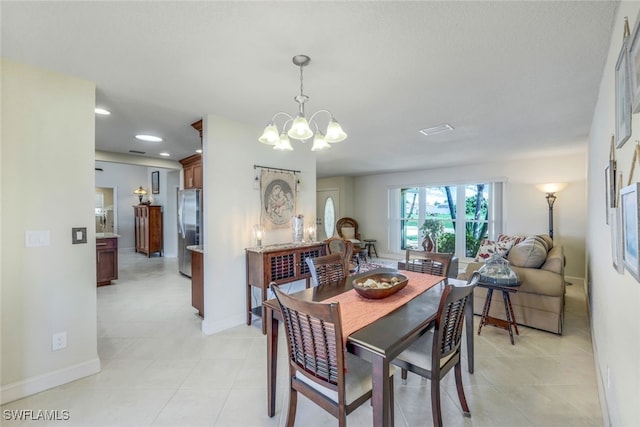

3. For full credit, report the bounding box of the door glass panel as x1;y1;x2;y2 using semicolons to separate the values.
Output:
324;197;335;238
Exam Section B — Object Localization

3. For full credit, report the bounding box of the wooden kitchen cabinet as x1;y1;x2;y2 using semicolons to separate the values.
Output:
97;236;118;286
134;205;163;257
180;154;202;189
245;242;325;333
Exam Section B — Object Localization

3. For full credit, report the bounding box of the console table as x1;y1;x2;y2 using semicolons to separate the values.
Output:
245;242;325;334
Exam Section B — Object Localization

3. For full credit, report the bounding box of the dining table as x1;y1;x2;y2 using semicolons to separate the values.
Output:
263;267;475;427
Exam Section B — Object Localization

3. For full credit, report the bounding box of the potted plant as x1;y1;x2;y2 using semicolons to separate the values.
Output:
419;218;444;252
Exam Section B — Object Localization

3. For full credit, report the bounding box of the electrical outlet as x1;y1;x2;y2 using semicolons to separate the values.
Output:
52;332;67;351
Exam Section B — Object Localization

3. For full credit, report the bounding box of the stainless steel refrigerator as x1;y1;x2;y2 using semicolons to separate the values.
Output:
177;189;202;277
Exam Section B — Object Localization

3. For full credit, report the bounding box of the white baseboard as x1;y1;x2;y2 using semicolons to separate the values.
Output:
1;357;101;405
201;314;245;335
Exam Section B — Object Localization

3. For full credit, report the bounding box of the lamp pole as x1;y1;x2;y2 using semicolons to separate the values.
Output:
545;192;557;239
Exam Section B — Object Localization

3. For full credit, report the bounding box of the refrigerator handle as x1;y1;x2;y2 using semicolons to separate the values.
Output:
178;193;185;237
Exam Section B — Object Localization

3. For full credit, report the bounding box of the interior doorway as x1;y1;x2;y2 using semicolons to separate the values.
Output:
316;189;340;241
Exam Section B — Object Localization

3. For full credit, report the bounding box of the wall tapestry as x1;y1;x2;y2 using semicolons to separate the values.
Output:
260;169;296;230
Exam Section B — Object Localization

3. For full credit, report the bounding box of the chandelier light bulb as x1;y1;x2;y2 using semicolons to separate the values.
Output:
311;132;331;151
288;115;313;140
259;123;280;145
325;118;347;143
273;133;294;151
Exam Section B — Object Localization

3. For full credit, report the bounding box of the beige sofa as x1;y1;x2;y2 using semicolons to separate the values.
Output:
458;237;565;335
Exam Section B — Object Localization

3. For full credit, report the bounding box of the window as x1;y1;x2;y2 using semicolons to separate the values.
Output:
398;182;503;259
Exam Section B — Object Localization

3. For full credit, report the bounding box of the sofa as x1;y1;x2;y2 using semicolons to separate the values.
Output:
458;234;565;335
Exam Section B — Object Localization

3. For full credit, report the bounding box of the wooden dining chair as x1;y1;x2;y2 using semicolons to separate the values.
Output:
324;237;356;273
271;284;394;427
391;272;480;427
306;252;349;287
404;250;453;277
336;217;369;264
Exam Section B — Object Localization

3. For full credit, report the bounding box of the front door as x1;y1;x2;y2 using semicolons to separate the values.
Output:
316;189;340;241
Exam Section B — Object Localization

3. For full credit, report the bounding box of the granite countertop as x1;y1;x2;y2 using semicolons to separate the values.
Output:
187;245;204;254
245;241;323;253
96;232;120;239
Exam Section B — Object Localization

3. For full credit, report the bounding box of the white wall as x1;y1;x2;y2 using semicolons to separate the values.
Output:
201;115;317;334
351;153;587;278
588;2;640;425
1;60;100;403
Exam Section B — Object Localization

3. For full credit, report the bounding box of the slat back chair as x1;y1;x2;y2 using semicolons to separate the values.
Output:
404;250;453;277
306;253;349;287
324;237;355;273
271;284;394;427
391;272;480;427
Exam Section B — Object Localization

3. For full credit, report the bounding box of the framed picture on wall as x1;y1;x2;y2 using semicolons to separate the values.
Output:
616;35;632;148
611;207;625;274
151;171;160;194
605;164;611;224
629;11;640;113
620;183;640;281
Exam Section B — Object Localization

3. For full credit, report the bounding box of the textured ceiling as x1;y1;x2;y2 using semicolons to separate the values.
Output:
1;1;617;177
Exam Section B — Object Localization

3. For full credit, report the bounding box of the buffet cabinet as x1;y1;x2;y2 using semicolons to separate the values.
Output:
96;236;118;286
134;205;163;257
245;242;325;333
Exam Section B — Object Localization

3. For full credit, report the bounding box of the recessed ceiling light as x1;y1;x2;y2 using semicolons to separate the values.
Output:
135;134;163;142
195;149;203;154
95;108;111;115
159;152;170;157
419;123;454;136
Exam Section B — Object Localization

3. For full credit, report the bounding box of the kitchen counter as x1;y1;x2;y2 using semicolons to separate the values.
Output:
187;245;204;254
96;232;120;239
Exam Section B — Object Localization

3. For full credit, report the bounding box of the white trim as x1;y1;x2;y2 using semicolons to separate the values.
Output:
1;358;101;405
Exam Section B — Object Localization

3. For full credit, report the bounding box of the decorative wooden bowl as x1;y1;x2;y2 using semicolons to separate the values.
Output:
353;272;409;299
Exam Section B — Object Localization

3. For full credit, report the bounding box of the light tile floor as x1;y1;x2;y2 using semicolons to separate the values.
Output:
2;253;603;426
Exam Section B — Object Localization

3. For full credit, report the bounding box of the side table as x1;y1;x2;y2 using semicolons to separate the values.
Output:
477;280;521;345
363;239;378;258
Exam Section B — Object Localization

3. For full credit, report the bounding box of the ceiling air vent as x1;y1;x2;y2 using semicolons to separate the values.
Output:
419;123;454;136
129;150;146;154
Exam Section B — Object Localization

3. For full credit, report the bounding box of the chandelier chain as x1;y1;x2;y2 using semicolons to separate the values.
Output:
299;64;305;97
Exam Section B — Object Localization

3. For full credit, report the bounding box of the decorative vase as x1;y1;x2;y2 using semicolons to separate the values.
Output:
292;215;304;243
422;234;436;252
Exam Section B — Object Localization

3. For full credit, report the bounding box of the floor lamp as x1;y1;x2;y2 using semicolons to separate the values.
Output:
535;183;568;239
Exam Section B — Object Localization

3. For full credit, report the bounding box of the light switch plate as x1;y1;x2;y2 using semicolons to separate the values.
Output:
25;230;50;247
72;227;87;244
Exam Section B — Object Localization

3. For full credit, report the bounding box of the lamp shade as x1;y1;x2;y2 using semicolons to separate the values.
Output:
325;118;347;143
259;123;280;145
133;186;147;196
311;132;331;151
288;115;313;140
536;183;568;194
273;133;294;151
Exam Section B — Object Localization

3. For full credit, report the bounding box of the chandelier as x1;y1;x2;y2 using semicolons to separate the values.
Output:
259;55;347;151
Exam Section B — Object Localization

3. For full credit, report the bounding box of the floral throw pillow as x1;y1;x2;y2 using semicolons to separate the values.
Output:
475;238;515;262
496;233;527;247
